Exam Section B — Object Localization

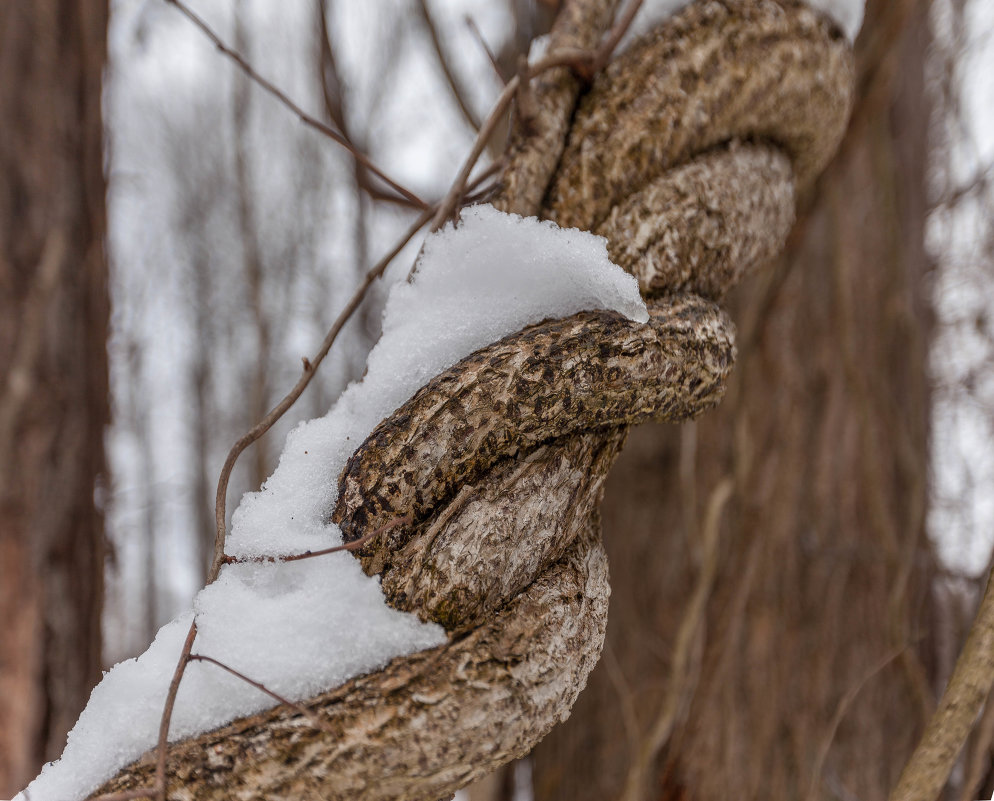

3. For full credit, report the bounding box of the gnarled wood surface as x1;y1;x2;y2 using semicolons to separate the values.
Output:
544;0;853;231
94;531;610;801
88;2;854;798
334;297;734;557
597;143;795;301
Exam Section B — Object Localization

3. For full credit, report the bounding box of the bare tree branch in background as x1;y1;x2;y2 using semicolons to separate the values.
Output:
232;0;273;490
416;0;484;132
164;0;429;210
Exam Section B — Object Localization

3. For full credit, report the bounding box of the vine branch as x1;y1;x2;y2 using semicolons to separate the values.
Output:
163;0;429;210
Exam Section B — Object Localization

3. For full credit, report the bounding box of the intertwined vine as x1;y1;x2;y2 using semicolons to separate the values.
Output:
92;2;854;799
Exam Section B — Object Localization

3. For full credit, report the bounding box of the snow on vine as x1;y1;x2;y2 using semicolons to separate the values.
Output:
14;205;647;801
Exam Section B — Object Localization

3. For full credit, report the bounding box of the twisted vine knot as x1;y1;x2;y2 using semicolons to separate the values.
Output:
92;2;853;799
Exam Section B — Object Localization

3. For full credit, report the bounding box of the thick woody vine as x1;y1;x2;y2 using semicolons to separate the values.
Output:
81;2;982;801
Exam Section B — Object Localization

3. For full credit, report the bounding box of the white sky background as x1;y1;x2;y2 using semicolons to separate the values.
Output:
928;0;994;575
102;0;994;659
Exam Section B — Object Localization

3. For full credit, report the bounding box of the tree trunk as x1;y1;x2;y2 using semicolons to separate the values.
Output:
0;3;109;795
530;2;936;800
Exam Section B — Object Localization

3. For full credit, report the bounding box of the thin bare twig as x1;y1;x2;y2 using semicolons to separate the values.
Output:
428;47;600;232
430;75;519;231
148;209;430;798
220;515;412;566
465;16;508;84
806;646;907;801
889;565;994;801
210;207;433;582
155;622;198;801
417;0;483;131
617;478;733;801
584;0;644;77
189;654;335;733
162;0;429;211
316;0;414;209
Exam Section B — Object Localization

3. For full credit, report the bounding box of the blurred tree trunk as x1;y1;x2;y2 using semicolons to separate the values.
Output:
0;3;109;796
531;2;938;800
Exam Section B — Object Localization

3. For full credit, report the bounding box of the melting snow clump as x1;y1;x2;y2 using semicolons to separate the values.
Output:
14;204;647;801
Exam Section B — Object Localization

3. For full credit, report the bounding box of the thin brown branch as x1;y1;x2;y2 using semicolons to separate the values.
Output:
580;0;644;78
210;208;433;583
958;682;994;801
220;515;412;566
617;478;733;801
162;0;429;211
466;158;505;192
315;0;414;209
465;16;508;84
417;0;483;131
315;0;349;135
806;647;907;801
889;566;994;801
188;654;334;734
155;622;198;801
430;76;519;231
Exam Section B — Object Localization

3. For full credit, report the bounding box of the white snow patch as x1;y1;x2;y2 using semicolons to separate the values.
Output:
622;0;865;47
14;205;647;801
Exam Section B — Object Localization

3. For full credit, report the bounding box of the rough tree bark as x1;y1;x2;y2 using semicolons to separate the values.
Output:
530;1;937;800
85;1;866;799
0;2;110;796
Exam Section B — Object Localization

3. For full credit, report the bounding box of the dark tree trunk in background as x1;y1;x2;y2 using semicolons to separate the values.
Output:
532;2;938;799
0;3;109;795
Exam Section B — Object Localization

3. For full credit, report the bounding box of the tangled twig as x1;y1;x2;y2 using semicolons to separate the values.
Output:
163;0;428;210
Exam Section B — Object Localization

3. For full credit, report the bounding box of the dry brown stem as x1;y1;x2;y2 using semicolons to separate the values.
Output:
188;655;335;735
163;0;428;210
154;622;198;801
417;0;483;132
616;479;733;801
220;515;411;566
209;208;432;582
889;569;994;801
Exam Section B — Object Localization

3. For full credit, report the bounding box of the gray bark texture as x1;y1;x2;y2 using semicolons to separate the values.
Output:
89;1;855;798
